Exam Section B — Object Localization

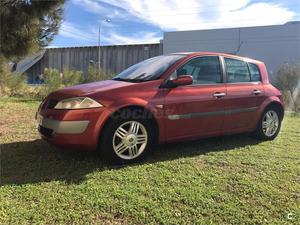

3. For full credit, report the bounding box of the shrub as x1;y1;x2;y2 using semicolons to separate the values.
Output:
41;68;63;97
276;63;300;112
0;56;27;97
37;68;83;98
62;69;82;86
82;66;103;83
14;85;45;100
82;66;114;83
0;61;114;99
8;75;27;95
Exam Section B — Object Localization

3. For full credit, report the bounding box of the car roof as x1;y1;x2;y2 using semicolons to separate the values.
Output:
169;52;263;64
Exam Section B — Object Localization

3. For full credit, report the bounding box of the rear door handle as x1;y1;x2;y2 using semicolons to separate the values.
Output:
252;90;261;95
213;92;226;98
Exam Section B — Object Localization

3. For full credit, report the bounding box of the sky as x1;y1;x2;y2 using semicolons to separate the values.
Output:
50;0;300;47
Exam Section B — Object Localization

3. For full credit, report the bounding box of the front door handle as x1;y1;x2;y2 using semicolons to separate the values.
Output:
213;92;226;98
252;90;261;95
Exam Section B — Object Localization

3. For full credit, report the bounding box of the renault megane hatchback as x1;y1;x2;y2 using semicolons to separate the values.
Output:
37;52;284;163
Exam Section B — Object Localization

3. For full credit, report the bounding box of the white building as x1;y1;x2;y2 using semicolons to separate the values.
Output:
163;21;300;82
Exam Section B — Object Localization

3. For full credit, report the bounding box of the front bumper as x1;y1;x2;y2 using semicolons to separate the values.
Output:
38;116;89;135
37;106;112;151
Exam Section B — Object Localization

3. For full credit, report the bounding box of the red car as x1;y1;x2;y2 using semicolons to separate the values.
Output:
37;52;284;163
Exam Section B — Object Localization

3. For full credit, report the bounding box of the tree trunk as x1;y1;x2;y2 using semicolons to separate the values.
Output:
289;90;298;112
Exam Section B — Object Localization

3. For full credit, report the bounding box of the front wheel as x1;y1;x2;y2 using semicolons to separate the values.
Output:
254;107;282;140
100;118;154;164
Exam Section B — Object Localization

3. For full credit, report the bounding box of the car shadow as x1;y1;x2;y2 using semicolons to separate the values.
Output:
1;134;261;186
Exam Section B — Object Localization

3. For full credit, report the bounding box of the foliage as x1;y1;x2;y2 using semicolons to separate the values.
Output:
38;68;83;98
0;0;65;60
0;56;27;96
40;68;63;97
82;66;101;83
81;66;104;83
276;63;300;112
37;66;114;97
38;5;64;47
0;63;114;99
80;65;114;83
106;70;115;80
62;69;83;86
0;98;299;224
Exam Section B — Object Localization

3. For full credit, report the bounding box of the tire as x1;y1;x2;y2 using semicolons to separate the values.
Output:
99;116;155;164
254;106;282;140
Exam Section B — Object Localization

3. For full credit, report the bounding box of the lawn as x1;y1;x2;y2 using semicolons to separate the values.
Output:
0;97;299;224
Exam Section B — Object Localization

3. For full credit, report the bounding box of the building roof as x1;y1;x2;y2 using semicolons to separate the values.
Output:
15;50;46;74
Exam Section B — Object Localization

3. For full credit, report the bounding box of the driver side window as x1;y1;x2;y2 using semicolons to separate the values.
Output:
177;56;222;84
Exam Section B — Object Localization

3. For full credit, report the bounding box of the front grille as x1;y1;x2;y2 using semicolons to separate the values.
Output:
46;99;58;109
38;125;53;138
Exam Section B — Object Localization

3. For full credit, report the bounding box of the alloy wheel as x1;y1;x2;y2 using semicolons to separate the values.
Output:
112;121;148;160
262;110;279;137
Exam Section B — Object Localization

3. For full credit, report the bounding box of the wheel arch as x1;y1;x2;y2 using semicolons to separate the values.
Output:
98;104;160;148
253;99;284;140
253;98;284;132
263;101;284;120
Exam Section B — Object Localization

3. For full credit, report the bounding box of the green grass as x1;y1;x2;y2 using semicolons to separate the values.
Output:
0;97;299;224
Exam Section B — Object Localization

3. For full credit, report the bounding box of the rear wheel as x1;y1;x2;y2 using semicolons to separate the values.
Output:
100;117;155;164
254;107;282;140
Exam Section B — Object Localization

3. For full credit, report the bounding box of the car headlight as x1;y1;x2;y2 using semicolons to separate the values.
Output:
54;97;103;109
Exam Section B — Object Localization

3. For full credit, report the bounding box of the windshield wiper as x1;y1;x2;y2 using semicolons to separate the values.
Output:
112;77;146;83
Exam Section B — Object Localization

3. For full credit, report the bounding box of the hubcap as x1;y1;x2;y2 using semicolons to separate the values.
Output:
113;121;148;160
262;110;279;137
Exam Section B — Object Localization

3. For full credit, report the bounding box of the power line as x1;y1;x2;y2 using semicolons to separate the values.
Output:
83;9;279;18
165;38;300;46
60;20;300;41
70;0;300;21
138;18;298;27
58;26;300;45
135;5;300;16
59;28;97;42
112;2;300;13
141;11;298;18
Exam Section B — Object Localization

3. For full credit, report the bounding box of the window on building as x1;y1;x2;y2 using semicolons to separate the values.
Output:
248;63;261;82
177;56;222;84
224;58;251;83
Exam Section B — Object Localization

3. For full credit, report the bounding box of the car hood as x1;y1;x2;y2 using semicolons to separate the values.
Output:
50;80;136;98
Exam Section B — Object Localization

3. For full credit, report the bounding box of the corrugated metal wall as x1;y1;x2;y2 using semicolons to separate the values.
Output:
164;22;300;82
26;43;163;83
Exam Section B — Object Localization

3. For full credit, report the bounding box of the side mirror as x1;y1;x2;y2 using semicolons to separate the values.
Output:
163;75;193;88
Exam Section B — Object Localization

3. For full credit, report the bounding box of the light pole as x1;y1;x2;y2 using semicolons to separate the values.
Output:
98;17;111;79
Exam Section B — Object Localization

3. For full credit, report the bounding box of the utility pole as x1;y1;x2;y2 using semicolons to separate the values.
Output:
98;18;111;79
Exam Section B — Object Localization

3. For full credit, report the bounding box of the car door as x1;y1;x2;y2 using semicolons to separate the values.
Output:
222;57;264;133
163;56;227;142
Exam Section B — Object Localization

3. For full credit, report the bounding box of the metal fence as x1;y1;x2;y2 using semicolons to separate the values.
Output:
26;43;163;83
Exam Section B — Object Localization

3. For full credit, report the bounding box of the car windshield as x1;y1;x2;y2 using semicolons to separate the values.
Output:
113;54;185;82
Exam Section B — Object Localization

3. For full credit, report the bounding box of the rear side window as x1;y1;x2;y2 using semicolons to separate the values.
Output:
248;63;261;82
177;56;222;84
224;58;251;83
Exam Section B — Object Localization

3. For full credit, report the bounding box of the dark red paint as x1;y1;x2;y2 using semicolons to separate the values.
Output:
38;52;284;150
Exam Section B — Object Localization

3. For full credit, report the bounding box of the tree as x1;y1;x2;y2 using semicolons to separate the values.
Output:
0;0;65;60
276;63;300;112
